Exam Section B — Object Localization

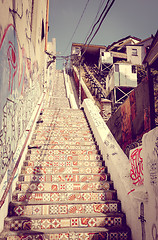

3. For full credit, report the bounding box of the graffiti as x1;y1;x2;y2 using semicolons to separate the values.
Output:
7;41;18;94
138;202;146;240
147;137;158;190
129;147;144;186
121;98;132;150
152;224;158;240
0;24;42;184
125;138;142;157
9;2;23;19
129;90;136;121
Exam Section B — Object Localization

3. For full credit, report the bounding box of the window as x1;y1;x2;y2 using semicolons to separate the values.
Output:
132;65;136;73
115;64;119;72
41;19;44;41
132;49;138;56
101;52;104;56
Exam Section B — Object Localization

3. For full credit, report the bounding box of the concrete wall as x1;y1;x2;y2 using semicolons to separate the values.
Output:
106;63;137;93
0;0;47;232
127;45;146;65
82;98;158;240
47;38;56;92
142;127;158;240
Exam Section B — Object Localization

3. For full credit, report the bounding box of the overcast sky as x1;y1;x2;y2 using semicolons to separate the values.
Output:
48;0;158;69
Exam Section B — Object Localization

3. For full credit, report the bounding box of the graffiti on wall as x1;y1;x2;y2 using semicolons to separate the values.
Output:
0;24;42;184
129;146;144;186
107;79;151;155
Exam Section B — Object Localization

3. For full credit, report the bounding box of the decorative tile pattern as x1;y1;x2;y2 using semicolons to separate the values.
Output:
5;77;130;239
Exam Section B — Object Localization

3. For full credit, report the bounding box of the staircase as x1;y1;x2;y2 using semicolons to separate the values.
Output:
0;70;131;239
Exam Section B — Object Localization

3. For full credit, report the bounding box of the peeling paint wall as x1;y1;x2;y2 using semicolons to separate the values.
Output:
107;78;151;156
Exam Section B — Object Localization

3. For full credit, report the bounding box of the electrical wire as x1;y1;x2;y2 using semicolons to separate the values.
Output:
63;0;90;55
87;0;115;45
83;0;106;43
80;0;115;62
84;0;111;45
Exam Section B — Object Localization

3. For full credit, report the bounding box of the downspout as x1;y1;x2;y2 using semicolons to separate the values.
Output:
45;0;49;52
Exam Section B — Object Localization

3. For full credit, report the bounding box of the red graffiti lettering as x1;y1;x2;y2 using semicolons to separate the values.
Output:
130;147;144;185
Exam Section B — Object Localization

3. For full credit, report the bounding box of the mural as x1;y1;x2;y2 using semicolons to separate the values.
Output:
0;24;42;184
107;78;151;155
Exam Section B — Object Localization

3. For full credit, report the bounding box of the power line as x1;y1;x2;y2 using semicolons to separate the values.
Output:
84;0;111;45
81;0;115;61
63;0;90;55
83;0;106;43
88;0;115;45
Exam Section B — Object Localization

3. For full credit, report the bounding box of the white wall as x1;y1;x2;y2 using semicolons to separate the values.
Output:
82;98;149;240
106;63;137;92
127;45;146;65
142;127;158;240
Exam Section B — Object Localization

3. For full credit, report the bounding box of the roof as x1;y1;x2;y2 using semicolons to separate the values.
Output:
71;43;106;56
143;30;158;68
107;35;141;51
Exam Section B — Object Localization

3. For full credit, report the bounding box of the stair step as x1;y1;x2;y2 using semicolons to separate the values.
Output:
26;153;101;161
13;190;117;202
9;201;121;216
30;139;95;146
27;148;98;156
23;159;103;167
16;181;113;192
21;166;106;175
32;135;94;142
18;173;110;182
2;226;131;240
33;129;92;136
4;213;126;231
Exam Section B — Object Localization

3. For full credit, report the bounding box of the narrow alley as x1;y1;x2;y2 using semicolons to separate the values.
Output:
1;71;131;239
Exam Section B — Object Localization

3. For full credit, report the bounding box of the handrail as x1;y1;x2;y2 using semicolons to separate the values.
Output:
83;64;107;98
0;94;44;209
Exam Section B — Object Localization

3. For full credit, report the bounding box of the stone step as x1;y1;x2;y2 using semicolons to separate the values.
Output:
32;131;93;139
23;159;103;167
31;135;95;142
39;115;87;122
13;190;117;203
27;144;97;151
27;148;99;156
18;173;110;183
26;153;101;161
29;139;96;146
9;201;121;217
41;109;84;114
16;181;113;192
35;121;90;128
21;165;106;175
36;118;89;126
1;226;131;240
35;125;91;131
33;128;92;136
4;213;126;231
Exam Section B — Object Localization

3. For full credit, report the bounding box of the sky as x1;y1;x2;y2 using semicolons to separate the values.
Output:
48;0;158;69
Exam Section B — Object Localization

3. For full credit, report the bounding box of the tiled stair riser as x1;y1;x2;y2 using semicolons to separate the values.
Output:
0;73;131;240
9;202;121;216
5;215;124;231
18;173;110;182
14;190;117;203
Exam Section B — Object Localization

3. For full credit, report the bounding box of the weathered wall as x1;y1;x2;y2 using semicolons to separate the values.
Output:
0;0;47;185
107;77;151;156
142;127;158;240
